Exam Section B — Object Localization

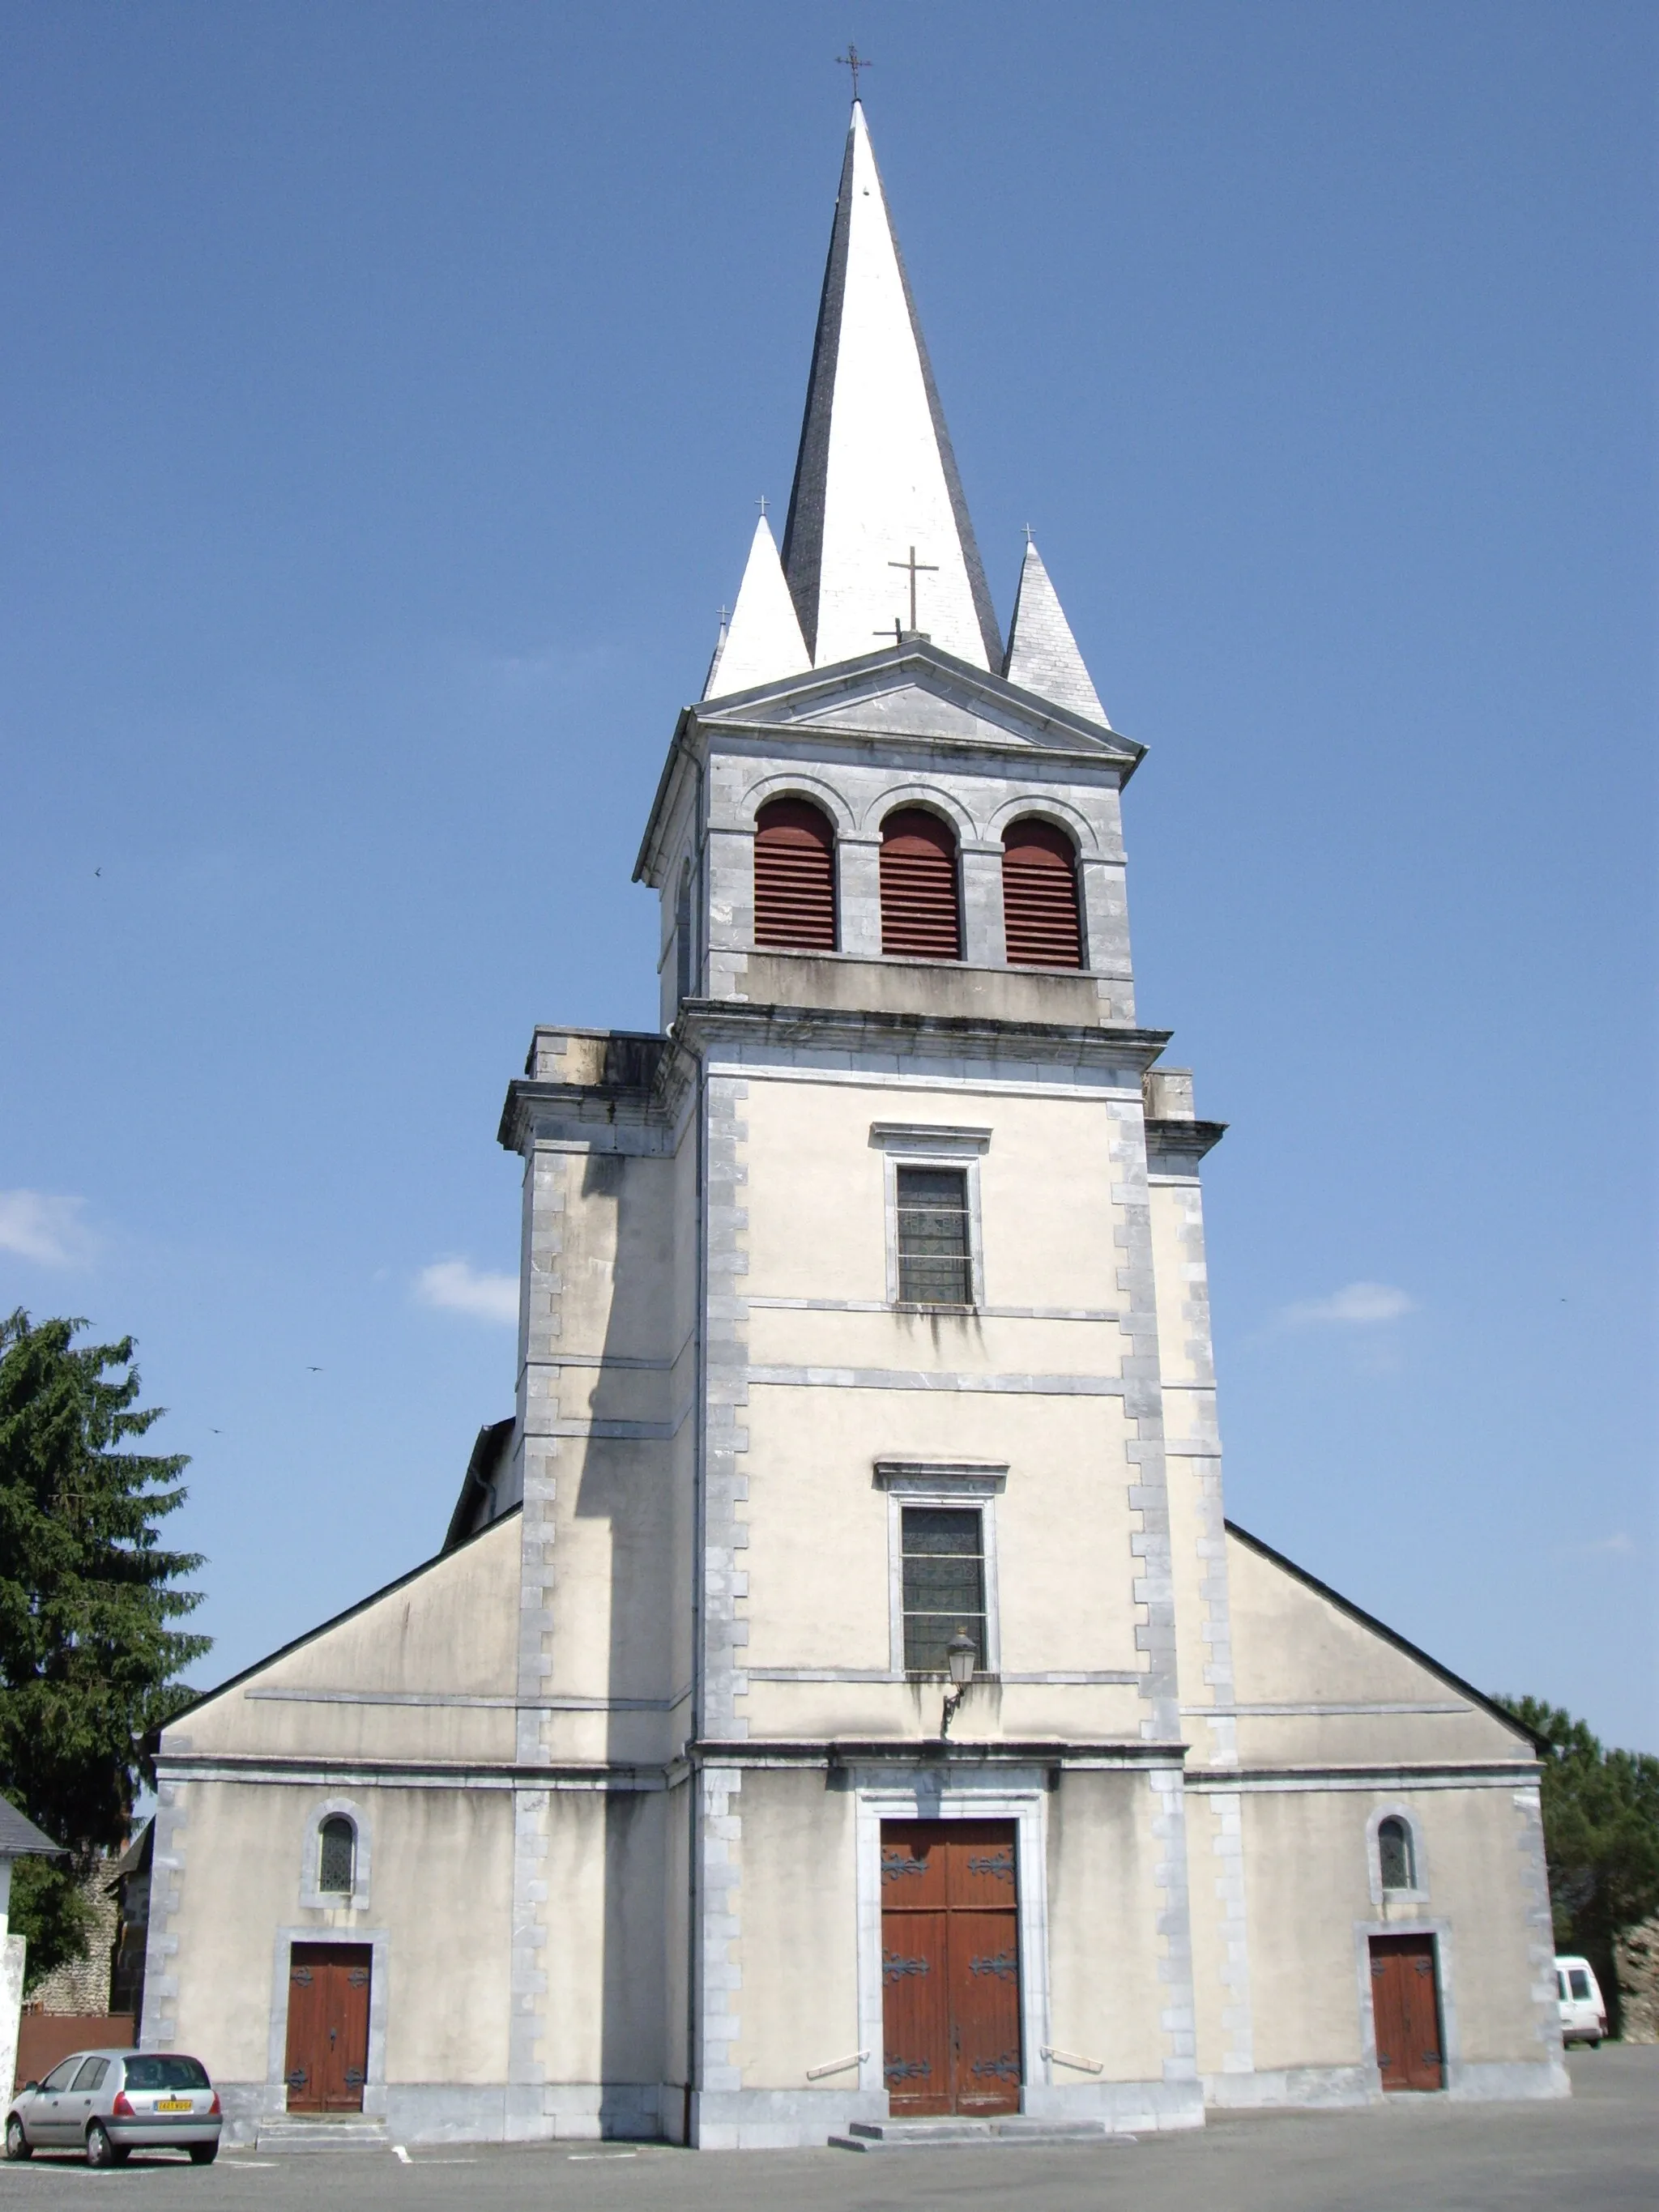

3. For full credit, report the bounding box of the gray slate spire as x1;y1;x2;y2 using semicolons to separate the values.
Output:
780;102;1002;672
1002;538;1109;727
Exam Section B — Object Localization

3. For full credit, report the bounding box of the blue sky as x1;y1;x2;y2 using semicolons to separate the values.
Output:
2;2;1653;1750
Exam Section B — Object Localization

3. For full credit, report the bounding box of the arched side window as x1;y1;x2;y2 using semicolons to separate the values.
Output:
318;1815;356;1896
1377;1815;1416;1892
753;798;837;950
1001;817;1082;969
880;808;961;961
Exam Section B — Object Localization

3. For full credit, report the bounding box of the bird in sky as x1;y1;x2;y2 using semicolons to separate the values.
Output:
306;1365;322;1372
94;867;101;877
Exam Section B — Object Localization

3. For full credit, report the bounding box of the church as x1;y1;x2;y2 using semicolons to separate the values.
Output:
142;102;1567;2150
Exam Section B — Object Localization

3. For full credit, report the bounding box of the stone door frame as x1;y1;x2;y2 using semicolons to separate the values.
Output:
852;1772;1051;2108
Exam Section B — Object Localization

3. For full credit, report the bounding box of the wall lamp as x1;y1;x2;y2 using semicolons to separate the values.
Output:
940;1628;977;1738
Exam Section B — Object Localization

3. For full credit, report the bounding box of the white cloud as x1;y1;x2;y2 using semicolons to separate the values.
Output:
1571;1532;1634;1558
0;1190;96;1268
414;1258;518;1326
1280;1281;1416;1328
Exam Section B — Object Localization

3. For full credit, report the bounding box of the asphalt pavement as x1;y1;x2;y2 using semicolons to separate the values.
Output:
2;2046;1653;2212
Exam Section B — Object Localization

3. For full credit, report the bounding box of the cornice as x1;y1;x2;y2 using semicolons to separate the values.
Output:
1145;1116;1229;1168
671;997;1171;1075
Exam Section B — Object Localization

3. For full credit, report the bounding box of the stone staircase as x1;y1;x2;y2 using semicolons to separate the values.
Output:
254;2114;390;2154
830;2116;1120;2152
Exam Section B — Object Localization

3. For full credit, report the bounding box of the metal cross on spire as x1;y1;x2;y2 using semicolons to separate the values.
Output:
836;44;872;102
888;544;938;634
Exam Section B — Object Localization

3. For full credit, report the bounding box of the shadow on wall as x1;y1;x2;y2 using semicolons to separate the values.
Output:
574;1143;682;2135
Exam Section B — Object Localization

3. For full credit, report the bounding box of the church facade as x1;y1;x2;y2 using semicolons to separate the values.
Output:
143;104;1567;2149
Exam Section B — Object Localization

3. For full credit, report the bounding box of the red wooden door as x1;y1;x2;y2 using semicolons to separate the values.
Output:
1370;1935;1444;2092
881;1821;1020;2116
284;1943;372;2112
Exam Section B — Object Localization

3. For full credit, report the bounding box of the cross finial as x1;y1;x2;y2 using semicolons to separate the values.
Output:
716;604;730;629
836;44;872;102
888;543;939;634
757;493;768;518
1023;522;1035;546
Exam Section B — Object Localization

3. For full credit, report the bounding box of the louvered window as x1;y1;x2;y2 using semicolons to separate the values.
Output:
901;1507;986;1673
753;798;836;949
1001;817;1082;968
896;1166;972;1306
880;808;961;958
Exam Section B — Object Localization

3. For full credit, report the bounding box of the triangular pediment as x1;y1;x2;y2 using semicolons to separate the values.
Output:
695;641;1140;766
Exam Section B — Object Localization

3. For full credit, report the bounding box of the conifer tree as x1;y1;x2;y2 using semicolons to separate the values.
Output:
1500;1694;1659;2035
0;1311;210;1984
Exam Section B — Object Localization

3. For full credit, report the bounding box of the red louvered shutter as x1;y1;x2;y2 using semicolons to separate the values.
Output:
1001;819;1082;968
754;798;836;949
881;809;962;960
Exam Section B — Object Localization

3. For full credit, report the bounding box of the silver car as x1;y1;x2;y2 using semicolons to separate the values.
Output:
6;2048;222;2166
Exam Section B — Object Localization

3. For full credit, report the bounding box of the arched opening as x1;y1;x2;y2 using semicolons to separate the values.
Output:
318;1815;356;1895
880;808;961;960
1377;1815;1416;1892
1001;816;1082;968
754;797;837;950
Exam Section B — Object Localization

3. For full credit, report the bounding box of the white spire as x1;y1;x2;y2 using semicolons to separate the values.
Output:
1002;538;1109;727
781;103;1001;672
703;514;811;699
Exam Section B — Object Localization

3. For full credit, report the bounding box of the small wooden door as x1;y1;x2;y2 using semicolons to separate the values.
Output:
881;1820;1021;2116
1370;1934;1444;2091
284;1942;372;2112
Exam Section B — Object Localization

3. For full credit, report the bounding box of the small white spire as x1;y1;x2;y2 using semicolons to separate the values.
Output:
703;515;811;698
1002;538;1109;727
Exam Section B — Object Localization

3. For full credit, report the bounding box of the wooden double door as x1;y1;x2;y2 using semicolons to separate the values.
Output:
881;1820;1021;2116
1370;1934;1444;2092
284;1942;372;2112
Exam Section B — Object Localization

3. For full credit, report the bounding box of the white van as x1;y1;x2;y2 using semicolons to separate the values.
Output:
1555;1955;1607;2047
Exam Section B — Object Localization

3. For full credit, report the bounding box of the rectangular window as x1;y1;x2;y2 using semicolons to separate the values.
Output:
901;1506;986;1673
895;1166;972;1306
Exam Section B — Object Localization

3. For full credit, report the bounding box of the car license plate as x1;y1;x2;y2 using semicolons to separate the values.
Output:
156;2099;192;2112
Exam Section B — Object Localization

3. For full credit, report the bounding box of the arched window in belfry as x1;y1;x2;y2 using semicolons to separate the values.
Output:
753;798;837;950
880;808;961;960
1001;817;1082;969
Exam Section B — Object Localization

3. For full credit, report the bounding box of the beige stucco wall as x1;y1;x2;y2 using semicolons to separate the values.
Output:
1226;1535;1530;1768
727;1771;859;2088
537;1790;669;2086
1046;1771;1171;2082
166;1779;514;2087
1241;1780;1545;2073
172;1513;522;1767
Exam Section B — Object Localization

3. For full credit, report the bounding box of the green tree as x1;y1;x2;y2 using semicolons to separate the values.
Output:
1499;1694;1659;2035
0;1311;210;1987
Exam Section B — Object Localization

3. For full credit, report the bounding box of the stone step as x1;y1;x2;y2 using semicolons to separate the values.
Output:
830;2116;1114;2152
254;2116;390;2154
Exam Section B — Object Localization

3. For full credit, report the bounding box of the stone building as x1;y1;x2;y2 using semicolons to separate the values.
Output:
143;102;1567;2148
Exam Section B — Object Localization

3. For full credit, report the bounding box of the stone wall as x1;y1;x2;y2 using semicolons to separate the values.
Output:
1615;1917;1659;2044
25;1860;117;2012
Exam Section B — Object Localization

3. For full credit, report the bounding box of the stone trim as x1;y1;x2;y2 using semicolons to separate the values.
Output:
1513;1783;1571;2069
883;1481;1002;1676
297;1796;372;1912
851;1775;1052;2104
137;1778;187;2051
266;1924;390;2118
1364;1801;1431;1907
